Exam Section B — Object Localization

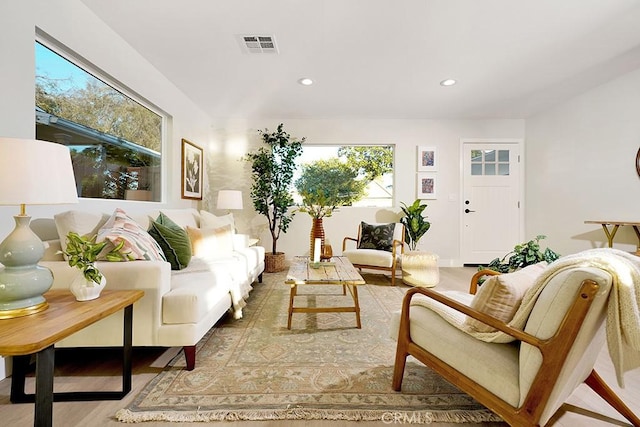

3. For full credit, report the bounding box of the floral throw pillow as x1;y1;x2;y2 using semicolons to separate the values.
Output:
357;222;396;252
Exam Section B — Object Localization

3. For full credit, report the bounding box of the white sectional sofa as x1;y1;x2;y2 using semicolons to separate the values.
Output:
32;207;264;370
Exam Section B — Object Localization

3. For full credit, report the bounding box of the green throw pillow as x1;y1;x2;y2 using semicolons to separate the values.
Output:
148;212;192;270
357;222;396;252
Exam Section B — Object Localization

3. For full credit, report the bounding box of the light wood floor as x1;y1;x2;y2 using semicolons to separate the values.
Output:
0;267;637;427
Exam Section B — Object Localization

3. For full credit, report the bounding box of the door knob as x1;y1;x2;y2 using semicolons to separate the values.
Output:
465;208;475;213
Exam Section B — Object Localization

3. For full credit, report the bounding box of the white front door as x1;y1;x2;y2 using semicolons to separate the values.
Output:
461;141;522;264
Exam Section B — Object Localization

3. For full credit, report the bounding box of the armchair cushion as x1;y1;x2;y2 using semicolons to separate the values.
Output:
357;222;396;252
342;248;395;268
465;262;547;333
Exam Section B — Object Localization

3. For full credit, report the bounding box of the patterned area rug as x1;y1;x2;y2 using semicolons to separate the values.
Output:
116;271;502;423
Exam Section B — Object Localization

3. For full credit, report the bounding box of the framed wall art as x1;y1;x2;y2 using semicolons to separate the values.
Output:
417;146;437;171
417;173;437;199
181;138;203;200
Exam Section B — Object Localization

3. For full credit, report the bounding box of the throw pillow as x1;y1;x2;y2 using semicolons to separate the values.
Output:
464;262;547;333
186;224;234;260
148;212;192;270
200;210;235;230
357;222;396;252
97;208;166;261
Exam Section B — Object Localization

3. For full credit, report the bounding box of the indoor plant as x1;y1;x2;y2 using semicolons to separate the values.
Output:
61;232;132;300
480;234;560;274
400;199;431;251
399;199;437;286
245;123;304;272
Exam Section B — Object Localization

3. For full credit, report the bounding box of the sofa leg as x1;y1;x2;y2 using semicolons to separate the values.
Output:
258;273;263;283
183;345;196;371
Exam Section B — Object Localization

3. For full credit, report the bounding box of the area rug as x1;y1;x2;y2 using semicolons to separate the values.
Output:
116;271;502;423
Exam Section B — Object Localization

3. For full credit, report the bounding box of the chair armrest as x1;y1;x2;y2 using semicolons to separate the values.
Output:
469;269;502;294
342;236;358;251
400;286;540;347
392;239;404;257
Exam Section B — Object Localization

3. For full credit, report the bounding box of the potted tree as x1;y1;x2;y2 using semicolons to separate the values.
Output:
399;199;437;287
245;124;304;272
60;232;132;300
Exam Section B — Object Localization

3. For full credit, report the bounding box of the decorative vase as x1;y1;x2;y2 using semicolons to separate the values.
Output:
70;271;107;301
309;218;325;261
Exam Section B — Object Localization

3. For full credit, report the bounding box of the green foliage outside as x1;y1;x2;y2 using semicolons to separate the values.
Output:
245;124;304;254
36;77;162;152
295;158;367;218
400;200;431;251
295;146;393;212
337;146;393;181
480;235;561;274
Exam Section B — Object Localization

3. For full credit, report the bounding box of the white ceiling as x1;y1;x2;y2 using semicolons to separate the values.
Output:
80;0;640;120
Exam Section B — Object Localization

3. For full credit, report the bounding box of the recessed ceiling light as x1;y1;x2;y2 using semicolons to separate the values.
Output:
440;79;457;86
298;78;313;86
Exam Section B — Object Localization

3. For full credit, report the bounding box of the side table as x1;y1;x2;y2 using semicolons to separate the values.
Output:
0;289;144;427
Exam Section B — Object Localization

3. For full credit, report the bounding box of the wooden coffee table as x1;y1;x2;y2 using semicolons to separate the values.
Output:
285;256;365;329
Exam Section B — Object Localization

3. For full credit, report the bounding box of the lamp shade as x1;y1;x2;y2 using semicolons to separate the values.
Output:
216;190;243;210
0;138;78;206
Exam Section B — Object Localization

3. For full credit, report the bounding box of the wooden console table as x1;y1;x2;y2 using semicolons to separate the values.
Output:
0;289;144;427
584;220;640;255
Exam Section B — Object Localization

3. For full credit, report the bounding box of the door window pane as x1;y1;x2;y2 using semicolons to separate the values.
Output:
498;163;510;175
471;164;483;175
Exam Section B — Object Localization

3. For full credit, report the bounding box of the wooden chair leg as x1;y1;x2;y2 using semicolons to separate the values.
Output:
392;346;408;391
584;370;640;427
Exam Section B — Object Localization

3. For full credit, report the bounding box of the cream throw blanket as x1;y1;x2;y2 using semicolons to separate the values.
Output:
412;248;640;387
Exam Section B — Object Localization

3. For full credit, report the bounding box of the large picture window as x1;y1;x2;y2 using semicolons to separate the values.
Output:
35;40;163;201
294;145;394;207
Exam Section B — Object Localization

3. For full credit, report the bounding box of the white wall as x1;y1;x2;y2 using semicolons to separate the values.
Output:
526;67;640;256
205;118;525;266
0;0;212;378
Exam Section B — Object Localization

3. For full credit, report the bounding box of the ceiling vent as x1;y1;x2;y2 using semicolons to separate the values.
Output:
237;35;279;54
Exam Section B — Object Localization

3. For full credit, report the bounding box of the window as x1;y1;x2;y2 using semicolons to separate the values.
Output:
470;149;510;176
294;145;394;207
35;41;163;201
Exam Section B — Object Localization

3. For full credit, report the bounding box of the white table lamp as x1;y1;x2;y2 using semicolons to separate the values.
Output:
0;138;78;319
216;190;243;212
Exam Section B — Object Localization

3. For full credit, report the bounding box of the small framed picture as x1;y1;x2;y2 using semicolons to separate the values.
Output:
417;173;437;199
417;146;437;171
181;139;203;200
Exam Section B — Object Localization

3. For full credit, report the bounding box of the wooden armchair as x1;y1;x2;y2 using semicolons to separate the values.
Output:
392;266;639;426
342;222;404;286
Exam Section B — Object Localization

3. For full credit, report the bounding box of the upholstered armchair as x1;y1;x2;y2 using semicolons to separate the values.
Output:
391;250;640;426
342;222;405;286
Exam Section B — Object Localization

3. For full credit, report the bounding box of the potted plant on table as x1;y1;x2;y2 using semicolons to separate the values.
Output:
60;232;133;301
399;199;437;287
245;124;304;272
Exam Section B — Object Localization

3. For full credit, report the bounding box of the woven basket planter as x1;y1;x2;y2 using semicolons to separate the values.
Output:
265;252;286;273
